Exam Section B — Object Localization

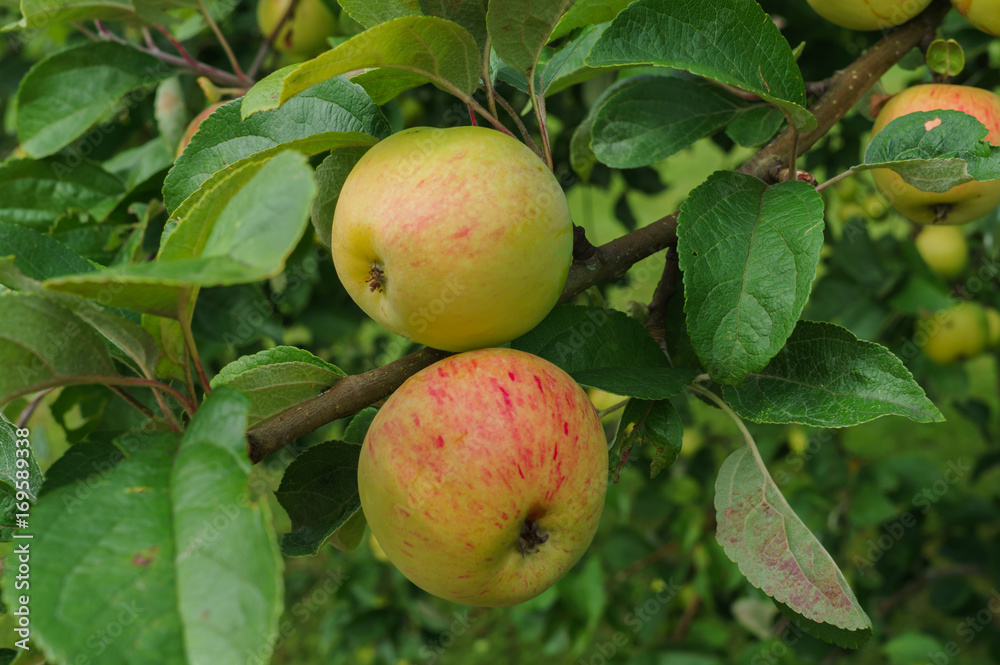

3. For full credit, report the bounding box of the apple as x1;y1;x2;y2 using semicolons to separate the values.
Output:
986;307;1000;348
805;0;931;31
917;301;989;364
914;225;968;279
951;0;1000;36
870;84;1000;225
357;348;608;606
257;0;338;56
175;102;224;158
331;126;573;352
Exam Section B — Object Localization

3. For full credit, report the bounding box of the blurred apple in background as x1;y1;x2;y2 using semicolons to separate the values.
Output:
914;225;968;280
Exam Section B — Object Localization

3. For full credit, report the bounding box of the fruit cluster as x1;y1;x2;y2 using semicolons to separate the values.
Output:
331;127;609;606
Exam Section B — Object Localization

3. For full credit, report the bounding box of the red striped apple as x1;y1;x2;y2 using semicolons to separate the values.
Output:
870;84;1000;225
805;0;931;31
357;348;608;606
331;126;573;352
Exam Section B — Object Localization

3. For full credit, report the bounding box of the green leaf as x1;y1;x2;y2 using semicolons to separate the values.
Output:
350;68;430;104
723;321;944;427
0;293;117;405
511;304;668;373
103;138;174;193
0;222;93;280
716;445;873;648
550;0;631;40
44;151;317;318
243;16;480;117
540;23;612;95
571;367;697;400
310;146;372;247
142;315;188;382
925;39;965;78
725;105;785;147
276;440;364;556
9;390;284;665
569;76;639;180
13;0;193;30
211;346;346;429
591;76;760;168
859;110;1000;193
487;0;574;80
344;407;378;444
338;0;421;27
15;42;171;158
609;399;682;480
420;0;488;50
166;78;388;211
0;157;125;229
0;648;17;665
677;171;825;385
587;0;814;131
0;413;43;542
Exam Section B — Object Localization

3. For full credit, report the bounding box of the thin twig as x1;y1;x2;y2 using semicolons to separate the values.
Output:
490;90;541;155
815;168;857;194
597;399;630;419
155;24;202;70
529;74;553;169
248;0;302;79
16;389;53;429
198;0;248;83
178;305;211;397
107;385;157;420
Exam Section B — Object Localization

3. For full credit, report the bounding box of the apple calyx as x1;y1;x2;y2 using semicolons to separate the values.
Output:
517;519;549;556
933;204;953;223
368;264;385;293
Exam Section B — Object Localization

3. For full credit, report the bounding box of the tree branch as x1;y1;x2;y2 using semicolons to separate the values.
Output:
739;0;950;183
245;0;949;463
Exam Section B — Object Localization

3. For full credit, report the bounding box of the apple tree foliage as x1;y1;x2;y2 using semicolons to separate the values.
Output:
0;0;999;663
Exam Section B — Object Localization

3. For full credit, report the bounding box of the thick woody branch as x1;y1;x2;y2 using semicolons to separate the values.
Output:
740;0;950;182
246;0;949;463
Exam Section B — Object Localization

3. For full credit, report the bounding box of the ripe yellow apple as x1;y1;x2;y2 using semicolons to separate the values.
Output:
257;0;338;56
805;0;931;31
175;102;224;158
917;301;989;364
914;226;968;279
871;84;1000;225
986;307;1000;348
951;0;1000;36
358;348;608;606
331;127;573;352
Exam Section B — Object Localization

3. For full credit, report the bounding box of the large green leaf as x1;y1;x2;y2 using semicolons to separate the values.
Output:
0;158;125;229
511;304;668;373
44;151;317;318
11;0;194;29
0;221;93;280
609;398;682;480
211;346;346;429
276;440;364;556
338;0;420;26
724;321;944;427
7;390;284;665
587;0;814;130
0;293;118;405
165;78;389;211
15;42;171;158
571;367;696;400
486;0;575;79
858;110;1000;192
550;0;631;40
716;445;873;648
242;16;480;117
678;171;825;385
591;75;768;168
420;0;488;50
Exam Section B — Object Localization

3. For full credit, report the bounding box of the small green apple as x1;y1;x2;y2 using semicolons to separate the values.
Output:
914;225;968;279
331;126;574;352
257;0;338;56
951;0;1000;36
986;307;1000;348
806;0;931;31
358;348;608;607
917;301;989;364
175;102;224;158
870;84;1000;225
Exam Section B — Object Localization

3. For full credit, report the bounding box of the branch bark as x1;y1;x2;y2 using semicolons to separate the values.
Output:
246;0;949;463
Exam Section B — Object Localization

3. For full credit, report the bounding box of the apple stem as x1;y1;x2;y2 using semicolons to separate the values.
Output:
368;265;386;293
518;519;549;556
934;204;952;223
